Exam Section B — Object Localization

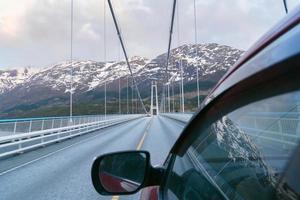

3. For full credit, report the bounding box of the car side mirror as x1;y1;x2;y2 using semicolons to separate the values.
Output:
91;151;162;195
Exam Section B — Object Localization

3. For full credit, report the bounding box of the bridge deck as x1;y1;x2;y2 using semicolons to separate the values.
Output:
0;116;185;200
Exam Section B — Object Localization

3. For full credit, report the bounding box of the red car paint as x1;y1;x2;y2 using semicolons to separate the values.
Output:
99;172;139;193
140;186;159;200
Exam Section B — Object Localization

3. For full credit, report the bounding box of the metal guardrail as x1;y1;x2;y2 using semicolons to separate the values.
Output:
161;112;300;148
0;115;121;137
237;113;300;147
161;112;300;149
0;114;145;159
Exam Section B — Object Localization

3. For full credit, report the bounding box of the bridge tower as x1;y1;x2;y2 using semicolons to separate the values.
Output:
150;81;159;115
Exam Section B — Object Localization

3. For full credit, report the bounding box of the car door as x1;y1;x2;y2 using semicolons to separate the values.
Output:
159;11;300;200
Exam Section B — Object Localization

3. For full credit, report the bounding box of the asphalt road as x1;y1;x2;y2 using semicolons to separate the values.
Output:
0;116;185;200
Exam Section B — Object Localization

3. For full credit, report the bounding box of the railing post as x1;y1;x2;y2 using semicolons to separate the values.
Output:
13;122;17;134
18;138;22;153
56;119;62;141
41;135;44;145
278;120;285;149
28;120;32;133
278;120;283;134
57;129;60;141
86;118;89;131
51;119;55;129
41;120;45;130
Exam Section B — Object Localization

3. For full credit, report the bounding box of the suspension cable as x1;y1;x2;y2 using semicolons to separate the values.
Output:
160;0;177;113
118;42;121;114
103;0;107;117
176;2;180;50
177;0;184;113
165;0;177;83
69;0;74;120
107;0;148;114
283;0;288;14
194;0;200;108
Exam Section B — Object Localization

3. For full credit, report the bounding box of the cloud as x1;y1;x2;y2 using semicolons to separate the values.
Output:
78;23;100;40
0;16;18;40
0;0;299;68
180;0;288;50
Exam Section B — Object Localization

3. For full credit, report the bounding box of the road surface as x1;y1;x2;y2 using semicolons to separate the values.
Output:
0;116;186;200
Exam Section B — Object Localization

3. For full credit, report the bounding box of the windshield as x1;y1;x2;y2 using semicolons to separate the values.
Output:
165;90;300;200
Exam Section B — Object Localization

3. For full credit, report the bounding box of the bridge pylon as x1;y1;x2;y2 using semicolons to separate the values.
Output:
150;81;159;116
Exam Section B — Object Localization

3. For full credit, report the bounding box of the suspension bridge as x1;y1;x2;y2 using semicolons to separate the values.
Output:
0;0;298;200
0;110;299;200
0;113;190;200
0;1;191;198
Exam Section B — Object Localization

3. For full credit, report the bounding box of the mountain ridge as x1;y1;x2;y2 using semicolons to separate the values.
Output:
0;43;244;117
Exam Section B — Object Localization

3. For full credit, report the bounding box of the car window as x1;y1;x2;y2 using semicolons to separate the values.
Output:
164;90;300;200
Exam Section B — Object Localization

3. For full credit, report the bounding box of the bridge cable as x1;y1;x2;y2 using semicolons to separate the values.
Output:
127;76;129;114
160;0;177;113
107;0;148;114
69;0;74;121
167;0;177;113
103;0;107;118
283;0;288;14
194;0;200;108
176;0;185;113
165;0;177;83
118;42;121;114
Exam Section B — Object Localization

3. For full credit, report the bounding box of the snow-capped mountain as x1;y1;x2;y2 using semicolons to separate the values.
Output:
0;43;243;117
0;67;38;94
209;116;275;199
153;43;243;82
26;56;149;94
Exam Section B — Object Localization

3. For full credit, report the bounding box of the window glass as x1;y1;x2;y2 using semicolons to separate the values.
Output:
165;90;300;200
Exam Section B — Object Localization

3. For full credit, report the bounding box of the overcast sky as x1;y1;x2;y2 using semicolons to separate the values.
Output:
0;0;299;68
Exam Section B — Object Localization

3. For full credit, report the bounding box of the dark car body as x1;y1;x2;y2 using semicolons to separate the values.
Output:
140;5;300;200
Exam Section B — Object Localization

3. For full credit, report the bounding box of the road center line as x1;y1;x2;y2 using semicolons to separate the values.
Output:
136;117;153;150
112;117;153;200
111;196;119;200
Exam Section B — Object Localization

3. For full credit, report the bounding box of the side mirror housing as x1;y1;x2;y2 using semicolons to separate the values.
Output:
91;150;164;195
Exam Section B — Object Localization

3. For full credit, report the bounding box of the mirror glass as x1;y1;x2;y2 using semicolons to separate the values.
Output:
98;152;148;193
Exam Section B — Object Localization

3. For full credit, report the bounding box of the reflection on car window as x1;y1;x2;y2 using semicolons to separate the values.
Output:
165;90;300;200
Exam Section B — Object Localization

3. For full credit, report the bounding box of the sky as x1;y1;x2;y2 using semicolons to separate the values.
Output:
0;0;299;68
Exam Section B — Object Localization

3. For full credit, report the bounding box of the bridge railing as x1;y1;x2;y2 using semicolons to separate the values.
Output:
0;115;121;137
161;112;300;149
237;112;300;148
0;114;145;158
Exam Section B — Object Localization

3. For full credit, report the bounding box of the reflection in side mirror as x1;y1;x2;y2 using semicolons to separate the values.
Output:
91;151;150;195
